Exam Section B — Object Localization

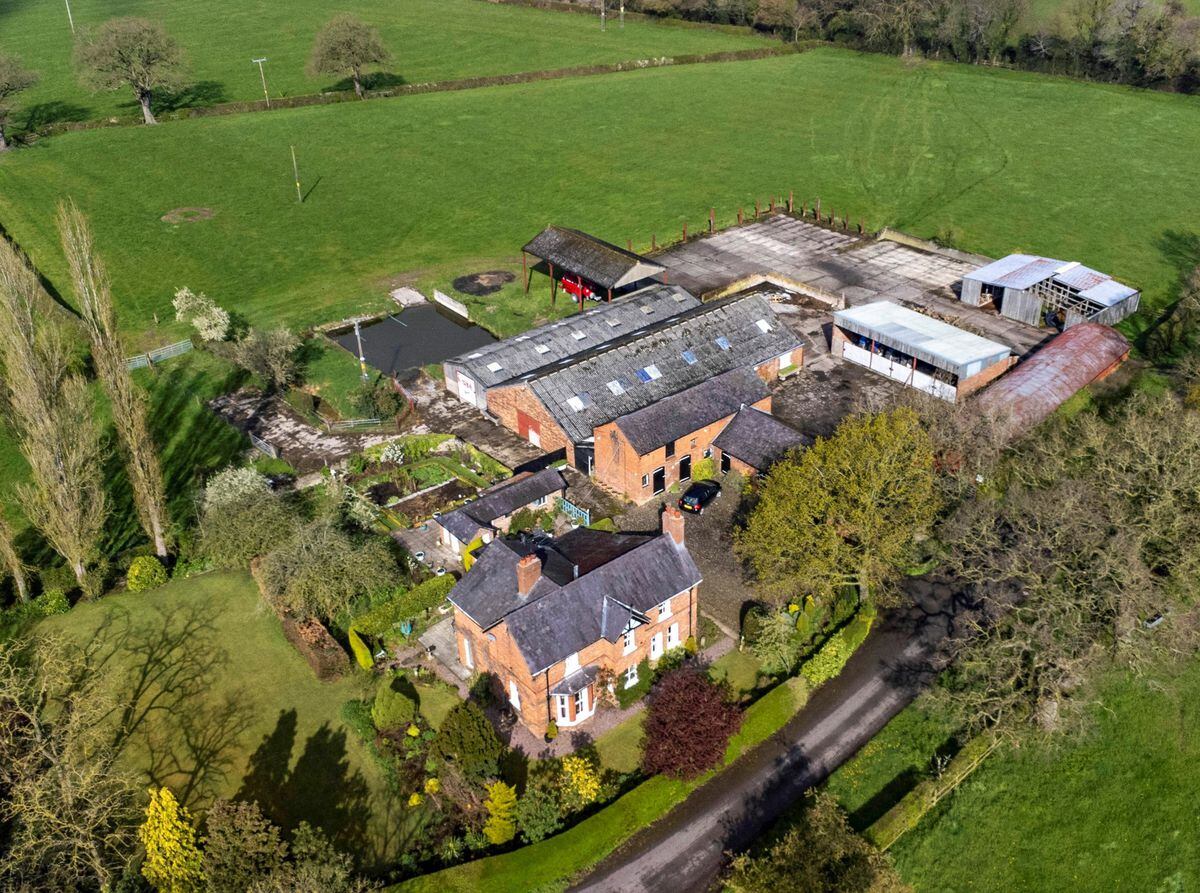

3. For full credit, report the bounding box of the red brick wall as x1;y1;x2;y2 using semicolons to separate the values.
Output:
594;396;772;503
486;384;574;462
956;355;1018;399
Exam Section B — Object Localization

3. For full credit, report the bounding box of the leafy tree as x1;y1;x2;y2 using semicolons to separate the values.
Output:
139;786;205;893
74;17;185;125
0;53;37;151
60;201;172;558
203;466;271;512
0;233;106;589
736;408;938;607
558;754;603;813
750;609;804;676
482;781;518;845
727;791;908;893
202;799;286;893
432;701;505;779
642;666;742;779
229;327;302;393
173;286;230;342
258;519;401;621
308;14;391;99
371;675;418;731
199;478;299;568
0;638;139;890
248;822;372;893
516;768;563;843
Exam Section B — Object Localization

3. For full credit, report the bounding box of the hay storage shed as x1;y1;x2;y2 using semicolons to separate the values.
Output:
522;226;666;307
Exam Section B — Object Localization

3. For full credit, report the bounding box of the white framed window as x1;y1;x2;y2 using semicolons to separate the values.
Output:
574;688;589;716
607;379;625;396
556;695;570;722
461;635;474;669
508;679;521;710
650;632;664;660
779;349;793;368
564;652;581;676
532;495;548;507
641;473;649;488
623;627;637;654
658;597;672;619
667;622;680;649
624;664;639;688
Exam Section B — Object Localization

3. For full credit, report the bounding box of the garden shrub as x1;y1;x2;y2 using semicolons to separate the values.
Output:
517;783;563;843
691;457;717;481
483;781;518;845
750;610;803;676
35;589;70;616
127;555;168;593
587;518;618;532
372;676;418;731
615;659;652;708
545;720;558;742
559;755;603;813
642;666;742;780
432;701;505;779
800;606;876;686
348;629;374;669
352;575;456;639
38;564;77;596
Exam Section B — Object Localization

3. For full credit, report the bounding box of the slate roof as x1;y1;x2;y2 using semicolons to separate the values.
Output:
712;407;811;471
523;226;666;290
436;468;566;543
965;254;1138;307
975;323;1129;434
448;527;702;675
526;292;802;444
834;301;1012;379
444;284;699;390
614;367;770;456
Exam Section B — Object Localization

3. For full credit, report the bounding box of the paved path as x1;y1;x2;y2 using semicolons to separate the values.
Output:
571;580;969;893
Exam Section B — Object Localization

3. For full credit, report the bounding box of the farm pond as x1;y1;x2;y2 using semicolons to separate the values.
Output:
331;304;495;376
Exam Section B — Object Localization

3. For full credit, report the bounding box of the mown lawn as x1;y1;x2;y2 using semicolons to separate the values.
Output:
37;571;424;869
888;666;1200;892
1;49;1196;343
0;0;765;124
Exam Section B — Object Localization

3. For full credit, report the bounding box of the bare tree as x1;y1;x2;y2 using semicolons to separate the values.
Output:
58;201;171;559
308;14;391;99
0;501;29;601
859;0;937;55
0;239;106;588
0;637;140;890
228;326;302;393
74;17;184;125
0;53;37;151
754;0;820;40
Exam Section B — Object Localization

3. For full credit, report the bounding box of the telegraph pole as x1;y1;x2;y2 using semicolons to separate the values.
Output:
352;318;369;381
252;57;271;108
600;0;606;30
290;146;302;203
64;0;75;33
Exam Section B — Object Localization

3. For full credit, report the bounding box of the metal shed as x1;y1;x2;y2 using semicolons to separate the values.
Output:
522;226;666;307
833;301;1013;402
961;254;1140;329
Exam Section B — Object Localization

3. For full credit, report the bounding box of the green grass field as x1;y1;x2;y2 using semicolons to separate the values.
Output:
0;0;764;125
37;571;421;868
882;666;1200;892
1;48;1197;346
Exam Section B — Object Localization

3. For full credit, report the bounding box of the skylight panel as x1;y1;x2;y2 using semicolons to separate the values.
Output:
607;380;625;396
566;393;592;412
641;305;655;314
715;336;732;351
607;319;621;328
468;352;483;359
756;319;772;333
572;331;587;340
535;344;551;354
682;350;697;365
486;361;503;372
636;364;662;383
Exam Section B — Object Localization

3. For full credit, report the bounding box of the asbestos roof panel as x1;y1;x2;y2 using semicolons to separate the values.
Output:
834;301;1012;377
450;468;566;530
614;367;770;456
528;292;803;443
523;226;666;289
444;284;699;389
1078;277;1139;306
711;407;811;471
965;254;1139;306
975;323;1129;433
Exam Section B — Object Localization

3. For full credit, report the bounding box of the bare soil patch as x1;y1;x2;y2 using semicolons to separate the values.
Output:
452;269;515;296
161;206;215;224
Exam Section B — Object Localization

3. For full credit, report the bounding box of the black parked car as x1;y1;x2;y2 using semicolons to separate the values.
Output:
679;480;721;514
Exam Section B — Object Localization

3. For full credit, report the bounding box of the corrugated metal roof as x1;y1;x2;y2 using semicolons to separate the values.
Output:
444;284;699;389
975;323;1129;433
523;226;666;290
834;301;1012;378
527;292;801;443
964;254;1138;307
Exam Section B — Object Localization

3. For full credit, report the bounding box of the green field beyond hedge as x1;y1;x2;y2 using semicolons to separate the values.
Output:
0;0;764;123
1;49;1197;346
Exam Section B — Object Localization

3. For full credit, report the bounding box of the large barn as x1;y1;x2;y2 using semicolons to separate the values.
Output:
832;301;1015;402
960;254;1139;329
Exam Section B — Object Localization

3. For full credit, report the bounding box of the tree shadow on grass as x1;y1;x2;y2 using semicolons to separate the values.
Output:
1135;229;1200;355
20;100;90;134
154;81;229;114
237;711;373;859
322;72;408;94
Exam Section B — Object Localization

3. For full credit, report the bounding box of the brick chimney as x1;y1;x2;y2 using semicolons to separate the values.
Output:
662;505;685;546
516;554;541;596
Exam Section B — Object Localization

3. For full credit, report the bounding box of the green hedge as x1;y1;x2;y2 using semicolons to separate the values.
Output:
800;605;875;687
349;575;457;668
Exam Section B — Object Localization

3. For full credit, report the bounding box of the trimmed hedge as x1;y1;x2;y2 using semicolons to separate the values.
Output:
349;575;457;668
800;605;875;687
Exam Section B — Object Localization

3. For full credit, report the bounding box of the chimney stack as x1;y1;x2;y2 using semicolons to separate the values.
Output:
662;505;685;546
516;554;541;596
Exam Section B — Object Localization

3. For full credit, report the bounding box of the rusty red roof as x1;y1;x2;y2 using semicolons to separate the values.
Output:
975;323;1129;434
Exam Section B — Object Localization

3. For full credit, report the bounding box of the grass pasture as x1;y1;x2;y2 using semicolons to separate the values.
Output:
0;0;765;125
37;571;419;868
0;49;1197;346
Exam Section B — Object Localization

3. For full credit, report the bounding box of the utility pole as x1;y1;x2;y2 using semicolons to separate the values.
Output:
620;1;625;27
290;145;302;203
351;318;369;381
600;0;606;30
64;0;75;33
252;57;271;108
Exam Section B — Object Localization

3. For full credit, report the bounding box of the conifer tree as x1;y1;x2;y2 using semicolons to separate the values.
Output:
138;786;205;893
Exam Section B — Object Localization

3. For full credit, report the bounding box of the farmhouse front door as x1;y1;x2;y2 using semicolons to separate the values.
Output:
652;466;665;495
679;454;691;481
